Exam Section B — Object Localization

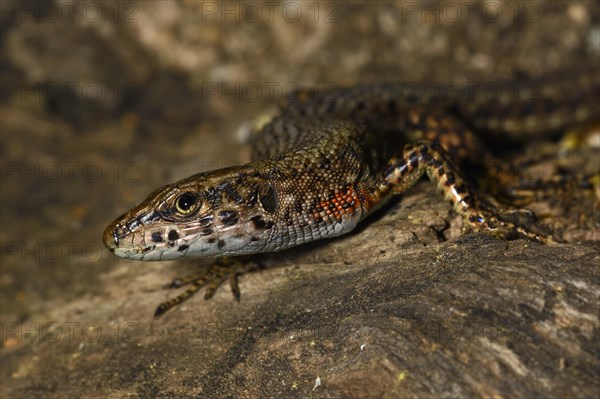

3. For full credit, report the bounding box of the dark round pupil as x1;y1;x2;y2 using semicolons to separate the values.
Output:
177;193;197;211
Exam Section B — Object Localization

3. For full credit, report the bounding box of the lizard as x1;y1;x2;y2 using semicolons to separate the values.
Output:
103;66;600;317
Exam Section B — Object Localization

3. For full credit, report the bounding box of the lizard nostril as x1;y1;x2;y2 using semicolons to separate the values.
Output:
115;224;126;238
103;222;127;250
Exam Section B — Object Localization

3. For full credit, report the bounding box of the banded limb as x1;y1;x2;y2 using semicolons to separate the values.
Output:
154;258;259;318
376;140;552;243
402;106;520;195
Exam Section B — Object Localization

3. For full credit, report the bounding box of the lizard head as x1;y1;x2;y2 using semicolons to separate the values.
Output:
103;165;278;260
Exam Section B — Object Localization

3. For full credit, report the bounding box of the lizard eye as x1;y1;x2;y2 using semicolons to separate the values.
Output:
175;192;199;215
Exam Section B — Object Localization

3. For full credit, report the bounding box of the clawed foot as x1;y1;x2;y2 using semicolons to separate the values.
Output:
464;205;558;244
154;258;260;318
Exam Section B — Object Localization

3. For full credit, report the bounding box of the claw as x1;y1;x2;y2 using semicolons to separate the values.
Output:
154;257;258;317
463;203;552;244
229;272;241;302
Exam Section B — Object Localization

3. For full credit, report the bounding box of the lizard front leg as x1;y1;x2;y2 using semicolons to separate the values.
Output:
375;140;552;243
154;258;260;317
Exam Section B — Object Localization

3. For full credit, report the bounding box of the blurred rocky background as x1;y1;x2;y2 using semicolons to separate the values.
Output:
1;1;599;398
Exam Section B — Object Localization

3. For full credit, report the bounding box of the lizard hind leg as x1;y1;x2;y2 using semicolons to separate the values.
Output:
377;140;552;243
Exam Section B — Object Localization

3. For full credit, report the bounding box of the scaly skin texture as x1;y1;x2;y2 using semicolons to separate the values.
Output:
103;67;599;316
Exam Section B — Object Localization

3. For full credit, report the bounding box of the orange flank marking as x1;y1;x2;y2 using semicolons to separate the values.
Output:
312;184;375;222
